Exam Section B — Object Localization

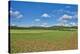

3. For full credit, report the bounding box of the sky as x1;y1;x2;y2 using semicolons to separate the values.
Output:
9;1;78;27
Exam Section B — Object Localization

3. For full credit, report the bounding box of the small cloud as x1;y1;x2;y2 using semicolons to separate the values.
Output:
60;14;72;20
42;23;47;25
40;23;48;27
70;22;77;26
64;11;78;19
10;9;23;19
63;20;68;23
10;10;13;15
58;19;68;23
17;14;23;18
64;24;70;27
57;14;77;27
11;23;16;26
55;23;71;27
14;11;20;16
56;22;65;26
53;9;77;17
41;13;50;18
34;19;40;22
58;14;72;23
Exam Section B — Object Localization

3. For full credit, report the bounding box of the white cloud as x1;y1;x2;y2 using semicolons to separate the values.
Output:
40;25;45;27
53;9;77;17
10;9;23;19
17;14;23;18
43;23;47;25
56;22;65;26
58;14;72;24
11;23;16;26
41;13;50;18
70;22;77;26
57;13;78;27
55;23;71;27
40;23;48;27
34;19;40;22
60;11;78;19
58;14;73;25
66;11;78;19
60;14;72;20
10;10;13;15
14;11;20;16
64;24;70;27
63;20;68;23
56;21;78;27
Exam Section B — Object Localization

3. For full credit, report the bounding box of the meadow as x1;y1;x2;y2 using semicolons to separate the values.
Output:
10;29;78;53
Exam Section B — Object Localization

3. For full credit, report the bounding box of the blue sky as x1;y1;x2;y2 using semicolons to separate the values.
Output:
10;1;78;27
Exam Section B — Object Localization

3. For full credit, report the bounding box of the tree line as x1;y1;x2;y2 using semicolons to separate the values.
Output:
9;26;77;31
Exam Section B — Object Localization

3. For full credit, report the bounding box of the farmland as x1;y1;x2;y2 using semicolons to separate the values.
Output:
9;1;78;53
10;28;78;53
